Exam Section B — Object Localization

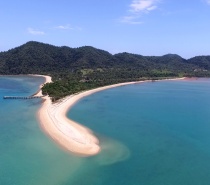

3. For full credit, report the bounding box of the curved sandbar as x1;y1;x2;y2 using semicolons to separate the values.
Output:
35;75;185;156
36;75;101;156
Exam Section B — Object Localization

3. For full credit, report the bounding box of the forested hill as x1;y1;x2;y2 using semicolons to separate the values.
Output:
0;41;209;100
0;41;114;74
0;41;209;76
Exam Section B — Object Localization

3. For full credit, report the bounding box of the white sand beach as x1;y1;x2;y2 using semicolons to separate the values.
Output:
35;76;185;156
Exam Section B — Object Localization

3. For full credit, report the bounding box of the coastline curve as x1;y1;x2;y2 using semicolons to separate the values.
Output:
35;75;185;156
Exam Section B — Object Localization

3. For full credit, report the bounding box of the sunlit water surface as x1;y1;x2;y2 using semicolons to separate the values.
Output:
1;76;210;185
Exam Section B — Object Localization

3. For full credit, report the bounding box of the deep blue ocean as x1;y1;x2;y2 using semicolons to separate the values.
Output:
1;76;210;185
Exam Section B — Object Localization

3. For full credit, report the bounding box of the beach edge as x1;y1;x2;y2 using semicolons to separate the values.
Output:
35;76;186;156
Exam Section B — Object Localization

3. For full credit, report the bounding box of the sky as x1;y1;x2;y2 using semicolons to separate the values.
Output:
0;0;210;59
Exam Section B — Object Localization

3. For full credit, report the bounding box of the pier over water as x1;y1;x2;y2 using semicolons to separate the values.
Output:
3;96;44;99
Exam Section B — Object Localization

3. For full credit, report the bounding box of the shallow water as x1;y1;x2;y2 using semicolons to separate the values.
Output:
0;76;86;185
1;77;210;184
68;79;210;185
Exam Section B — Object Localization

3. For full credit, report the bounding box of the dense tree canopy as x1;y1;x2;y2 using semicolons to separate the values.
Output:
0;41;209;100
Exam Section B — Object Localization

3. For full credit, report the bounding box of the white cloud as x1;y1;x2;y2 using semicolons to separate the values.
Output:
121;0;160;24
147;5;157;11
54;24;73;30
28;28;45;35
120;16;143;24
54;24;82;31
130;0;159;13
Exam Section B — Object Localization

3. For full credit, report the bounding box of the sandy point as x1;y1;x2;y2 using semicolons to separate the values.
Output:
35;76;185;156
35;75;100;156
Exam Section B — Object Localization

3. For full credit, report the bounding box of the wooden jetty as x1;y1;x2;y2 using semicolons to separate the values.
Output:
3;96;44;99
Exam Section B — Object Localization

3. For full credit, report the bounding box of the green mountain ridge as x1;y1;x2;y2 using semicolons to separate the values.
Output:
0;41;209;75
0;41;209;100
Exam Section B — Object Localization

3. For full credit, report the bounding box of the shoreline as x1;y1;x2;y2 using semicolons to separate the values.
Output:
36;75;101;156
0;74;187;156
29;74;52;97
35;76;185;156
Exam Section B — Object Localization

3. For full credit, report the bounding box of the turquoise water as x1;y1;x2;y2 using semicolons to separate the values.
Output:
1;77;210;184
0;76;87;185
